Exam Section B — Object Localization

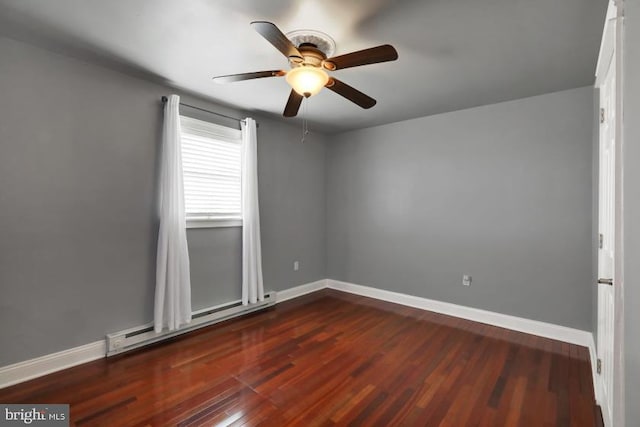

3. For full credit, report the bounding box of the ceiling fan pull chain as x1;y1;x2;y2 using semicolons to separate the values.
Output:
305;102;309;141
301;99;309;143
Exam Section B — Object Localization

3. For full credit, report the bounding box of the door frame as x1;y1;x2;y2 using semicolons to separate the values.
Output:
594;1;625;426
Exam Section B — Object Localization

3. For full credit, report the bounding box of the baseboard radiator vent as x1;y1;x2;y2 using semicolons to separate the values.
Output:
106;291;275;356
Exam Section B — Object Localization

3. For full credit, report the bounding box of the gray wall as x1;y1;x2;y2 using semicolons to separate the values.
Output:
326;87;594;330
0;33;599;368
623;0;640;424
0;37;326;366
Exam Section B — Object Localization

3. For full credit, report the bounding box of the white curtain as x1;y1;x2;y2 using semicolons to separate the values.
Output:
154;94;192;333
241;118;264;305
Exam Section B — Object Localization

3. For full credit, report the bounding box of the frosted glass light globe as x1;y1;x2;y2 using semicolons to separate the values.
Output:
285;66;329;97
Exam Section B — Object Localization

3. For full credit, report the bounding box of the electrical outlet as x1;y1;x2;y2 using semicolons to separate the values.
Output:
293;261;300;271
463;275;472;286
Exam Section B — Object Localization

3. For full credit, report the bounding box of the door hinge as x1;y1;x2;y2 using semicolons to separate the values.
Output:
600;108;606;124
597;358;602;374
599;233;604;249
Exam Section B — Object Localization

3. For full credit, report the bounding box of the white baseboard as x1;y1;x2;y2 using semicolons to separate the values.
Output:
0;278;596;391
326;280;600;410
327;279;593;347
276;279;328;303
0;341;106;389
0;279;327;389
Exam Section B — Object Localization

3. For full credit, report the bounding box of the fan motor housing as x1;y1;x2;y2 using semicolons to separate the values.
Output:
291;43;326;68
286;29;336;69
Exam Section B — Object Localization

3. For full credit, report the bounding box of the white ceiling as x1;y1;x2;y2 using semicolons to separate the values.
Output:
0;0;607;133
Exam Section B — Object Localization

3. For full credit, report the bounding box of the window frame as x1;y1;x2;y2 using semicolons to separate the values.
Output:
179;115;243;229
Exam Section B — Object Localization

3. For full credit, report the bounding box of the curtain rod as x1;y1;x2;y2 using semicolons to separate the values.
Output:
160;96;258;127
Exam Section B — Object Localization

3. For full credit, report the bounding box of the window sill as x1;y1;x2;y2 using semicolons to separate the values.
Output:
186;218;242;229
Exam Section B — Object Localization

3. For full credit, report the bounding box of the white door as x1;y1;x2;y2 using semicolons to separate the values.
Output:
595;2;622;426
597;44;615;426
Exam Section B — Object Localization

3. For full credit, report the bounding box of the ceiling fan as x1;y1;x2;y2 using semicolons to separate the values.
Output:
213;21;399;117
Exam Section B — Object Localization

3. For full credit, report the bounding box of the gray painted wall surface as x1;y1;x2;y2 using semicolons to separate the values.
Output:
0;33;599;369
0;37;326;366
326;87;594;330
623;0;640;424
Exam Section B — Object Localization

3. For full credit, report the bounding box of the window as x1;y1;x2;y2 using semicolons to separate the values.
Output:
180;116;242;228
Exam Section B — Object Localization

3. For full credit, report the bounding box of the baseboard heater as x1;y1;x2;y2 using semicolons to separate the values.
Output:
106;291;276;356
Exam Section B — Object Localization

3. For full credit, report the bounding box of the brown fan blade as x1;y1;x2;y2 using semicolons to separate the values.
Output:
213;70;285;83
251;21;303;60
326;78;376;109
283;90;304;117
323;44;398;71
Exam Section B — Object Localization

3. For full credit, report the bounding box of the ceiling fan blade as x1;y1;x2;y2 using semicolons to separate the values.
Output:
326;78;376;109
283;90;304;117
324;44;398;71
213;70;286;83
251;21;303;60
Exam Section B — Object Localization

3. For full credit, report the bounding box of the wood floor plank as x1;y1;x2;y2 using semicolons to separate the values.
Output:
0;289;599;426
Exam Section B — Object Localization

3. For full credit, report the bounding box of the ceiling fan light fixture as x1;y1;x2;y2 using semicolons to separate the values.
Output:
214;22;398;117
285;66;329;98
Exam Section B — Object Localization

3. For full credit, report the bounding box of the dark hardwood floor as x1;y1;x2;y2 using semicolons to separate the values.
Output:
0;289;598;426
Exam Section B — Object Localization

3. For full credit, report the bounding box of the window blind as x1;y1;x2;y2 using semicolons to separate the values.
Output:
180;116;242;220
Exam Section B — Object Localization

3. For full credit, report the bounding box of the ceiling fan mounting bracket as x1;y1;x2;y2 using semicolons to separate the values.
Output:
286;29;336;58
